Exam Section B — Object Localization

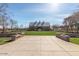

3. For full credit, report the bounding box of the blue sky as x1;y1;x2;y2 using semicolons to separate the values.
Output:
7;3;79;28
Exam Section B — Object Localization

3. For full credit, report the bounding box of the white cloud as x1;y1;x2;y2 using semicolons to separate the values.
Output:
55;13;71;18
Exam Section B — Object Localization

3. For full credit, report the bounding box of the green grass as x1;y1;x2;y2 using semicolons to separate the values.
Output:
24;31;62;36
0;37;10;45
70;38;79;44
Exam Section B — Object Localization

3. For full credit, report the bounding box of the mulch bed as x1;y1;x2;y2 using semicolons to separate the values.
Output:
56;34;70;42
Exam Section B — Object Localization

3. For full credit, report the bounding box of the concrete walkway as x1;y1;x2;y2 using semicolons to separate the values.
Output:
0;36;79;56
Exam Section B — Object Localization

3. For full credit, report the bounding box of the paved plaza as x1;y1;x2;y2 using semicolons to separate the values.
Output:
0;36;79;56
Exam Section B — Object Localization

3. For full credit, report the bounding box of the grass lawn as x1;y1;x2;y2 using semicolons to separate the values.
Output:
24;31;62;35
0;37;10;45
70;38;79;44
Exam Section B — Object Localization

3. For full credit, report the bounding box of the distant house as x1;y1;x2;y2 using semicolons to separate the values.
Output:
52;25;65;32
28;21;51;31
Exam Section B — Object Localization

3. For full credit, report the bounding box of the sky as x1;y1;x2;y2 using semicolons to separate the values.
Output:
7;3;79;28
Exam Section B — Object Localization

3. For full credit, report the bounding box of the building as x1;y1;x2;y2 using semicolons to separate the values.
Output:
28;21;51;31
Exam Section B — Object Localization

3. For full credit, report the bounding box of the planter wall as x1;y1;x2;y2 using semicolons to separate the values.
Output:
56;34;70;42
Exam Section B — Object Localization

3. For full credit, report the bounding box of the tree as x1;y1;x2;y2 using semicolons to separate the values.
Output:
63;17;69;32
10;19;17;30
63;11;79;33
0;3;9;33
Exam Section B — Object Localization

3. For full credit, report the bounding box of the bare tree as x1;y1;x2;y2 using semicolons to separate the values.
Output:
0;3;9;33
63;11;79;33
10;19;17;30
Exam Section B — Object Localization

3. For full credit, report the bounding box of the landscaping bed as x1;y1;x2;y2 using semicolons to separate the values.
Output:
66;33;79;38
66;33;79;44
0;32;22;45
56;33;70;42
56;32;79;45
